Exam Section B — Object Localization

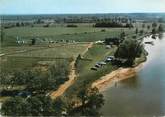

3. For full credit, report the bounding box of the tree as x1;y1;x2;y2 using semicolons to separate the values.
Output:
139;30;144;35
31;38;36;45
75;54;81;68
26;95;55;116
158;18;164;23
0;17;5;42
142;23;145;28
120;31;126;40
152;22;157;28
94;22;124;28
152;28;157;34
114;39;143;66
85;87;104;116
147;25;150;29
1;95;62;116
1;97;30;116
77;87;104;116
125;23;134;28
52;97;69;116
158;24;164;33
16;22;20;27
135;28;138;34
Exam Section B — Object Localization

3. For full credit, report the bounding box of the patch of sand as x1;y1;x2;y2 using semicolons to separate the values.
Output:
92;63;144;91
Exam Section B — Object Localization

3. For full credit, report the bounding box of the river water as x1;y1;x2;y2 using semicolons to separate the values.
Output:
101;33;165;116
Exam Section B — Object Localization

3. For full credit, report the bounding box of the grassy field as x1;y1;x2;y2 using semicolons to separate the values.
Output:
2;26;137;46
0;43;89;73
0;56;56;73
2;22;157;47
65;44;117;97
7;43;89;58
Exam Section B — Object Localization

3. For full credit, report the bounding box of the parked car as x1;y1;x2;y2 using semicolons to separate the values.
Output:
105;58;113;62
91;67;98;71
17;91;31;97
107;56;114;60
98;61;106;65
95;63;102;68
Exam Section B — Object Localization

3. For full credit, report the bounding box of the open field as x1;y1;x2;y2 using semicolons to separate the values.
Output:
65;44;118;96
2;22;158;47
7;43;89;58
0;56;58;73
0;43;90;73
2;26;135;46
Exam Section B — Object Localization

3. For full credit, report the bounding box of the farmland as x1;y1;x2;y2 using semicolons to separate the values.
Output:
2;22;153;46
0;13;164;116
0;21;154;95
0;43;89;73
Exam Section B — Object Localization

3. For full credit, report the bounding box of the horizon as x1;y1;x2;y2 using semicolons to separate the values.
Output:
1;12;165;16
0;0;165;15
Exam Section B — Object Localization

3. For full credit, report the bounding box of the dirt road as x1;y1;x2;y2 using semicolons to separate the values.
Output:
50;60;76;99
50;42;93;99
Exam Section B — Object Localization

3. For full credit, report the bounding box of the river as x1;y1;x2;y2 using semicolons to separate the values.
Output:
101;33;165;116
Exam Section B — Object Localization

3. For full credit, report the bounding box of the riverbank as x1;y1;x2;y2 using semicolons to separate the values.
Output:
101;33;165;116
91;33;151;92
92;62;144;91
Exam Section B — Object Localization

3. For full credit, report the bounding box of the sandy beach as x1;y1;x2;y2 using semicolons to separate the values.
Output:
92;63;144;91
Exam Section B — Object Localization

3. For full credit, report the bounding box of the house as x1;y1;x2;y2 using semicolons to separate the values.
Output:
106;45;111;49
95;40;104;44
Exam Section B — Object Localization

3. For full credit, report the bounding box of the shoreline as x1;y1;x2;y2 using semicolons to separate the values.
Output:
91;33;152;92
92;62;144;92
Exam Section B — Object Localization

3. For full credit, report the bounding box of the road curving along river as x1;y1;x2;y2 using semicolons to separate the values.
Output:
101;33;165;116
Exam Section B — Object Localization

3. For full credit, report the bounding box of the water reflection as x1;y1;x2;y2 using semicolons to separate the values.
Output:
101;33;165;116
119;76;140;89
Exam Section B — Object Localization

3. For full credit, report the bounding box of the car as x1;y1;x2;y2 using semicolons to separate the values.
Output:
107;56;114;59
105;58;112;62
91;67;98;71
17;91;31;97
99;61;106;65
95;63;102;68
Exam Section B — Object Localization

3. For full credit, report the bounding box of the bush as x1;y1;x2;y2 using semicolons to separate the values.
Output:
94;22;124;28
1;95;68;116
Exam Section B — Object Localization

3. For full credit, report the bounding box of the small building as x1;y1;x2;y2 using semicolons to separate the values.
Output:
95;40;104;44
106;45;112;49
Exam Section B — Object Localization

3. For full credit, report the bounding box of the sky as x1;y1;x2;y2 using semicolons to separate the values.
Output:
0;0;165;14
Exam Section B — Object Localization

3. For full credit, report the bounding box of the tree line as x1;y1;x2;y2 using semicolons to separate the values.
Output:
94;22;133;28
